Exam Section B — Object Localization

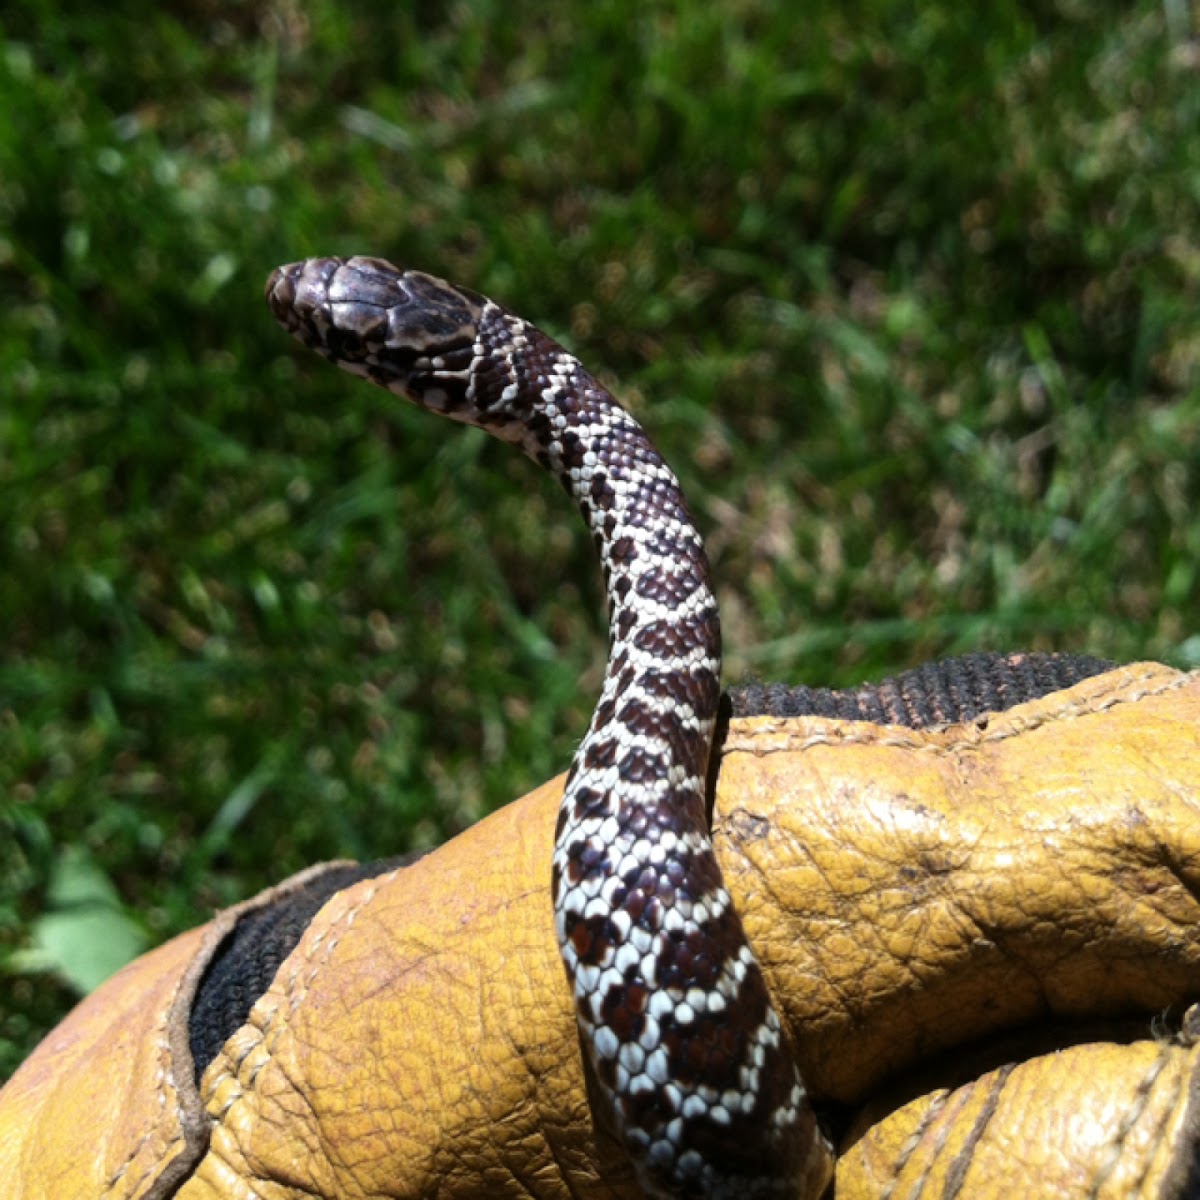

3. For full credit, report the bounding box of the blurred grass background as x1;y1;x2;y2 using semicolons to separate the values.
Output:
1;0;1198;1077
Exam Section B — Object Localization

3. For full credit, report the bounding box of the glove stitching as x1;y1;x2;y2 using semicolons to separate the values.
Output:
103;955;191;1196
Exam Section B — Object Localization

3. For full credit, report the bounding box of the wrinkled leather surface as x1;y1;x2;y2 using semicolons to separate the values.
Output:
3;663;1199;1197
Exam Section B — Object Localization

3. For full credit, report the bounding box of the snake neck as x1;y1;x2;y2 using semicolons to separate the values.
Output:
466;304;722;797
467;306;819;1199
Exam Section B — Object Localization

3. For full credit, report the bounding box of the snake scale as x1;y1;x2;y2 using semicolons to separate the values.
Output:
266;257;834;1199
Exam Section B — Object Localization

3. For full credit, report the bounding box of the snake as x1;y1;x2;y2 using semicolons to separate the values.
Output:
266;257;834;1199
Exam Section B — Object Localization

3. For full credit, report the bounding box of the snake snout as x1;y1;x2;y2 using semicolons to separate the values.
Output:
264;261;301;324
264;259;336;344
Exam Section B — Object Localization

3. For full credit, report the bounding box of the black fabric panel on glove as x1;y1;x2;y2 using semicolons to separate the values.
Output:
729;652;1115;728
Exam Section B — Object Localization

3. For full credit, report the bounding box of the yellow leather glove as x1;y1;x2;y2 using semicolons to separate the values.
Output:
3;662;1199;1198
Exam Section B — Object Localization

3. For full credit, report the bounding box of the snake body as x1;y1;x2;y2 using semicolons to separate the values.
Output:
266;257;833;1199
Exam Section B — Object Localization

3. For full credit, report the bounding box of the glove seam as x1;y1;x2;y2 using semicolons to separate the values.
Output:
102;951;191;1197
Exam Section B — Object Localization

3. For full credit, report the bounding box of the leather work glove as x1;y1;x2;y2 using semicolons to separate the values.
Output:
2;656;1199;1198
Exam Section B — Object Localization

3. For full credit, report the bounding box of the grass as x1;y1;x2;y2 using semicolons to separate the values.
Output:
1;0;1198;1078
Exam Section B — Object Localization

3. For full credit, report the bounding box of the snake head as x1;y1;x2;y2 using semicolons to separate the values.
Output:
266;256;485;413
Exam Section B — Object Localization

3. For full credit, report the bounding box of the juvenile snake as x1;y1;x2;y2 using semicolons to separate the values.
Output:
266;257;833;1199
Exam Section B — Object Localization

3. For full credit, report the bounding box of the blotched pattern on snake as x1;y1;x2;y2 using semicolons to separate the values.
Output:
266;257;833;1199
